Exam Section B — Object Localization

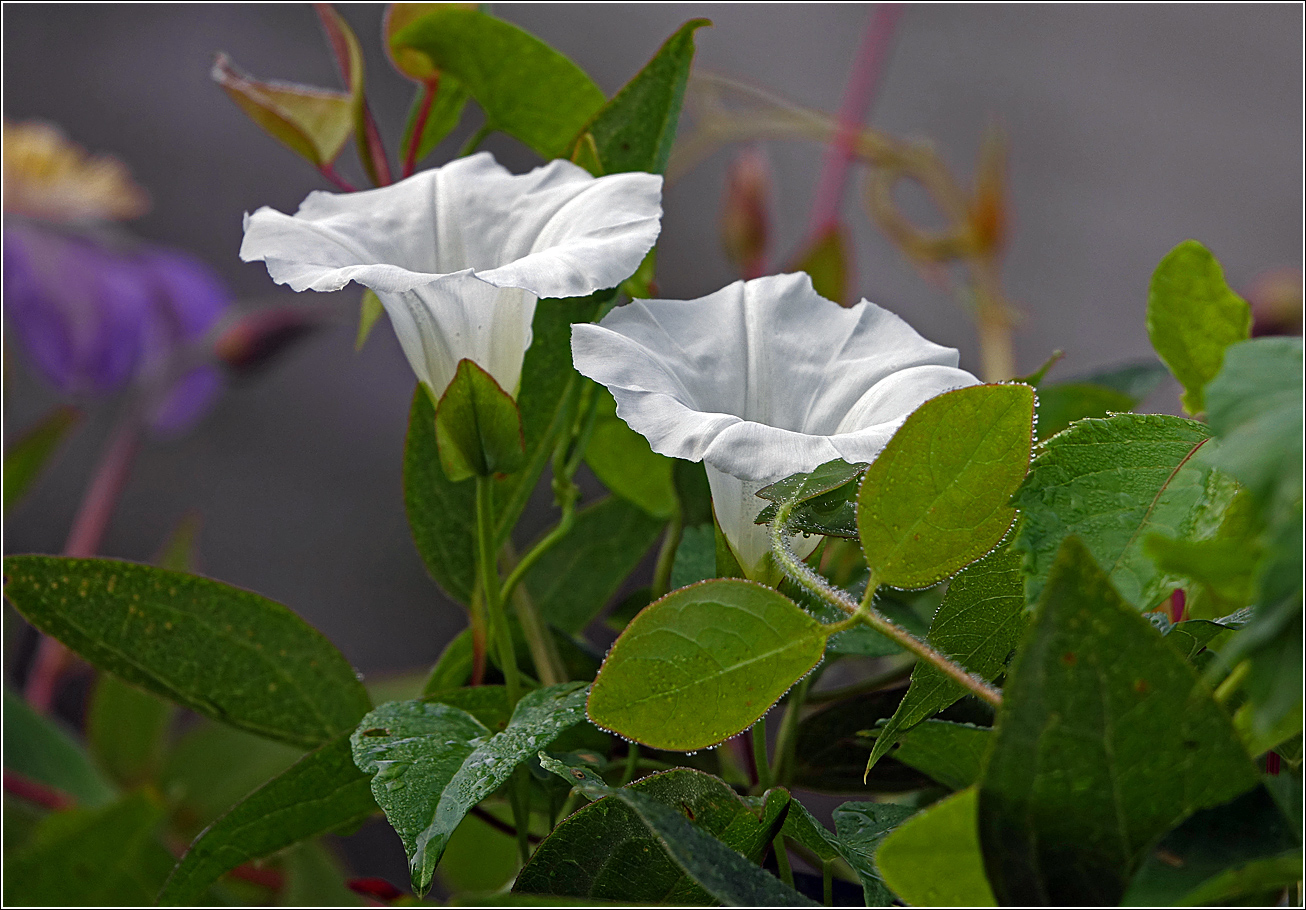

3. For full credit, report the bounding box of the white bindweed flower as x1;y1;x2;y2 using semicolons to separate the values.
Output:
572;272;980;578
240;151;662;399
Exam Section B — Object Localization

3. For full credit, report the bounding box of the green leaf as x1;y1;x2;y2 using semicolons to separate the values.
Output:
351;683;589;894
535;757;815;907
790;691;936;793
405;387;477;604
524;496;665;633
159;732;376;906
315;4;389;187
670;523;716;591
385;4;473;165
875;787;997;907
1034;381;1135;441
87;674;174;788
434;359;525;482
3;688;115;807
392;9;605;159
354;288;384;351
3;793;175;906
978;537;1261;905
568;19;710;176
890;720;992;791
159;736;373;903
779;799;841;863
585;390;678;519
517;766;786;903
1011;413;1234;609
1124;785;1301;906
425;685;514;732
587;580;828;751
212;53;353;167
1202;336;1303;513
831;801;916;905
3;405;80;515
856;383;1035;588
788;225;850;304
866;545;1024;772
2;556;371;749
1146;240;1252;415
1071;360;1170;402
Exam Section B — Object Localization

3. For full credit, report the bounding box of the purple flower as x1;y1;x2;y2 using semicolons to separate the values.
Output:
3;221;231;432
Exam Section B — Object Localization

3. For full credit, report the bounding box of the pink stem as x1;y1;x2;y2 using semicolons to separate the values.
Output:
318;163;358;193
403;79;438;179
4;769;75;811
806;3;905;237
25;415;141;710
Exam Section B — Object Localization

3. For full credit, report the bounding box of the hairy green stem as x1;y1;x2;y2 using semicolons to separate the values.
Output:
476;476;521;706
774;835;795;889
1214;659;1250;705
769;499;1003;709
650;512;684;599
502;540;568;687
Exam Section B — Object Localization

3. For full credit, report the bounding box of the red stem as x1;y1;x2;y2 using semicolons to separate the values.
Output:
4;769;75;811
318;163;358;193
25;415;141;710
403;79;438;178
806;3;905;237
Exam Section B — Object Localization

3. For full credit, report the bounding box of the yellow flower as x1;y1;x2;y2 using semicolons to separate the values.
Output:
3;120;149;222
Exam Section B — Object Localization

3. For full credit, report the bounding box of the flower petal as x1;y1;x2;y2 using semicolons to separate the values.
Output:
239;151;662;299
572;273;979;482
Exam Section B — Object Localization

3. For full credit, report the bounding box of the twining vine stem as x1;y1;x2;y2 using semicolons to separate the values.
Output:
768;499;1003;709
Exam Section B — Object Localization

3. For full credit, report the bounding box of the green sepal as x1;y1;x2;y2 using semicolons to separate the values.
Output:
434;359;526;482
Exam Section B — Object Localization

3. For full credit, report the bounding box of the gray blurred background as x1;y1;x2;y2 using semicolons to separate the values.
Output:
4;3;1302;679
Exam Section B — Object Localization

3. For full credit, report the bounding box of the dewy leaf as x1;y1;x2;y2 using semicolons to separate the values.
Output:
978;537;1261;906
568;19;710;176
392;8;605;159
404;386;477;604
523;496;664;634
890;720;992;791
87;674;174;788
3;688;115;807
517;767;786;903
3;793;175;906
856;383;1035;589
587;579;828;751
875;787;997;907
3;405;80;515
1146;240;1251;415
866;545;1024;772
158;733;376;906
2;556;371;749
586;389;679;519
434;359;526;482
1124;785;1302;907
352;684;589;894
780;799;842;864
1202;336;1304;512
830;801;917;905
1011;413;1233;610
535;757;815;907
211;53;353;168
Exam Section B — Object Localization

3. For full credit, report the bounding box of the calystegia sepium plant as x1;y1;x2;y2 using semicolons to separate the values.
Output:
4;5;1300;907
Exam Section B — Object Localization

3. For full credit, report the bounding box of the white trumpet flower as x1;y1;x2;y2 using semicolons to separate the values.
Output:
572;272;980;578
240;151;662;399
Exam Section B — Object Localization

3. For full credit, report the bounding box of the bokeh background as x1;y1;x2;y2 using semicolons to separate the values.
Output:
4;3;1302;679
